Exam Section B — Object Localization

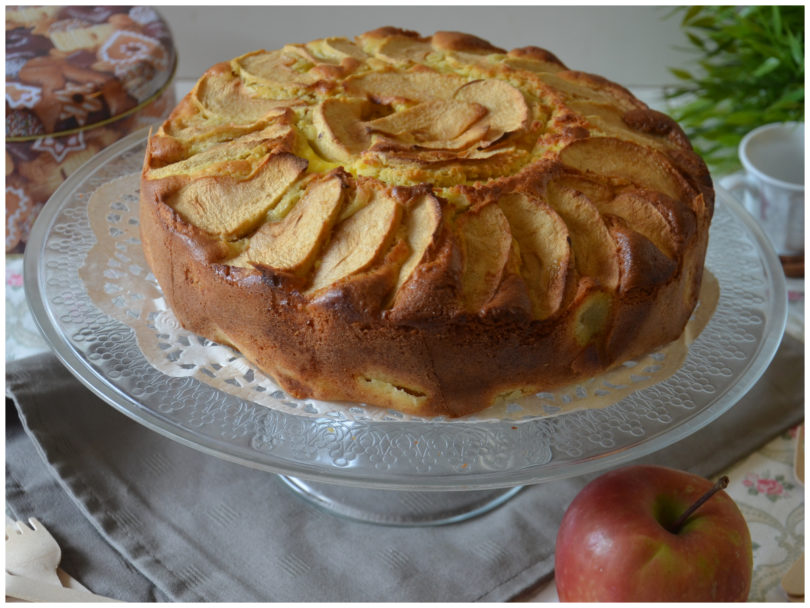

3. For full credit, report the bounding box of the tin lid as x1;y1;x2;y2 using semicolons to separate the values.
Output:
6;5;176;140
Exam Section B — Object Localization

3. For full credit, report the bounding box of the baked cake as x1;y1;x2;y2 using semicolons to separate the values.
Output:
140;28;714;418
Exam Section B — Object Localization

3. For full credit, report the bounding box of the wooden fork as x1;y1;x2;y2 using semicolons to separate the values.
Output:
5;517;63;588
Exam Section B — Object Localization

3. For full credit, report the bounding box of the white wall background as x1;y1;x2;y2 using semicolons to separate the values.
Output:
158;5;693;89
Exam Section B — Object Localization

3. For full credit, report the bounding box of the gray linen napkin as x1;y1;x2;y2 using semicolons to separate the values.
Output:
6;334;803;602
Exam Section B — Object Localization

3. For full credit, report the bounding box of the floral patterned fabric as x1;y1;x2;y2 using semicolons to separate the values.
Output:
743;470;797;501
728;425;804;601
5;254;49;358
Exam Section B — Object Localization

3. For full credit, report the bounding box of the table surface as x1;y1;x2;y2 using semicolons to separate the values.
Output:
5;81;805;602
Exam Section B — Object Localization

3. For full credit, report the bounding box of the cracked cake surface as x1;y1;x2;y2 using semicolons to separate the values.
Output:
140;27;714;417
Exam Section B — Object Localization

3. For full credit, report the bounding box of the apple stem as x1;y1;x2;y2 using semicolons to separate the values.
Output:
668;475;730;534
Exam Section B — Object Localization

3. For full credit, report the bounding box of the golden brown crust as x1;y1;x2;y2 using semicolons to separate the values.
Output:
139;28;713;418
362;26;425;41
431;30;506;54
508;46;567;69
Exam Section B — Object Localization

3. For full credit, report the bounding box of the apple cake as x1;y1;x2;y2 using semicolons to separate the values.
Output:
140;27;714;418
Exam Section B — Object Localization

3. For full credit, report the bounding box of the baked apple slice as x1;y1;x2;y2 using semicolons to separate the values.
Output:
558;138;691;206
364;99;487;145
368;122;491;158
281;42;363;80
457;203;513;312
499;192;572;319
453;79;530;141
147;122;294;180
503;46;567;74
168;152;307;239
375;36;434;64
314;37;368;61
343;70;465;104
594;190;679;259
550;173;678;258
160;118;292;160
244;174;346;275
192;65;294;124
544;180;619;290
308;187;403;292
550;174;613;205
233;49;323;91
567;99;673;154
311;98;371;162
391;192;442;296
537;71;637;111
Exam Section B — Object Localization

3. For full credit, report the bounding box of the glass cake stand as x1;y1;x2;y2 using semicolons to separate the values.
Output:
25;129;787;525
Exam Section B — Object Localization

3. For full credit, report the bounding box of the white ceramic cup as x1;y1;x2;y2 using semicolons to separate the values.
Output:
724;121;804;255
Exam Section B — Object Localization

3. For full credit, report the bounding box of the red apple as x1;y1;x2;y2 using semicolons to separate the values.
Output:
555;464;752;602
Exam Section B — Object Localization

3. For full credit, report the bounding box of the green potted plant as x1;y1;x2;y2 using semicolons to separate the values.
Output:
665;6;804;175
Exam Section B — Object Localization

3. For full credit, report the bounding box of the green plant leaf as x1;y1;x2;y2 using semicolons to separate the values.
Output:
687;32;706;50
724;111;765;126
687;16;719;30
787;31;803;68
669;68;694;80
772;87;805;106
664;5;804;174
682;5;703;26
702;132;741;146
771;5;783;37
752;56;781;78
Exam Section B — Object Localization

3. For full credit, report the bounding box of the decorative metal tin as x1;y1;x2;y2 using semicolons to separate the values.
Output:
6;5;177;252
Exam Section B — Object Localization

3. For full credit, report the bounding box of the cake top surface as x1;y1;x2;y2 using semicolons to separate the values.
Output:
143;27;712;321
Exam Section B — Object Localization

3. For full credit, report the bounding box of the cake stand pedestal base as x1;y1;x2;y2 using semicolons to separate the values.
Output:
277;476;524;526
